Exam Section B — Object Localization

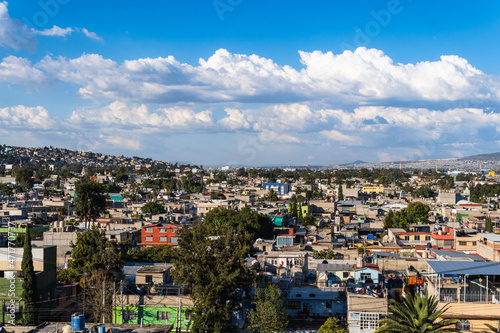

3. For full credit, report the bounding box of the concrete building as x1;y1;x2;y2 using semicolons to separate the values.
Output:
263;182;291;195
348;293;388;333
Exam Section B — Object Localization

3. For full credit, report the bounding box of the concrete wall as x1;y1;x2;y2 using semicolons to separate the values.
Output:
347;293;388;313
374;258;429;272
440;302;500;333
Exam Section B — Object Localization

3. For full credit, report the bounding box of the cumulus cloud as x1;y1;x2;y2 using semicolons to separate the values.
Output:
0;1;37;51
0;105;56;129
69;101;215;132
34;25;73;37
0;2;103;51
1;47;498;106
0;56;51;85
81;28;103;42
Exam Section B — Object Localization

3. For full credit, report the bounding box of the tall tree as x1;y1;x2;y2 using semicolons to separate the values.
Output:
12;167;34;190
267;188;278;201
204;207;273;241
141;201;165;215
75;179;106;226
173;222;255;332
337;183;344;201
376;293;458;333
406;202;430;224
485;216;493;233
21;226;39;325
70;226;125;322
247;284;289;333
318;317;348;333
70;226;124;277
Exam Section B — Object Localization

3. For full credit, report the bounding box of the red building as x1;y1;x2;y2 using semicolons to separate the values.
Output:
141;223;183;247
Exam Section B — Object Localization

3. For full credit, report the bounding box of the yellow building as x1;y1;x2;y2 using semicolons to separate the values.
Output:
361;184;385;194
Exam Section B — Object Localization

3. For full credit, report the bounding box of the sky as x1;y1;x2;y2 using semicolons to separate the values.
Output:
1;0;500;166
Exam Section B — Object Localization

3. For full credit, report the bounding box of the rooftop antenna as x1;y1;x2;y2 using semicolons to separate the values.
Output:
289;160;291;169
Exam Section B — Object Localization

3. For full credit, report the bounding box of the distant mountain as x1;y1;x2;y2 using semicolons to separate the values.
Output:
460;152;500;161
347;160;369;165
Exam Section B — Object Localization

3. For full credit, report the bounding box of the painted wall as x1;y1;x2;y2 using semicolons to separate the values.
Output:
114;305;193;330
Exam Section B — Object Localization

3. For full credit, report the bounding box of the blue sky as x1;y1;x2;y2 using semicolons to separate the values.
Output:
1;0;500;166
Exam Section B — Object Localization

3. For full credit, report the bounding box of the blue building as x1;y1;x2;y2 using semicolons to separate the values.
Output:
263;182;291;195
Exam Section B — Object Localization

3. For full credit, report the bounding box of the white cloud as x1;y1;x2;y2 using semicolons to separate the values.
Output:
3;47;498;106
218;107;250;130
0;105;56;129
81;28;103;42
69;101;215;132
259;131;302;144
0;2;102;51
34;25;73;37
0;1;37;51
0;56;51;85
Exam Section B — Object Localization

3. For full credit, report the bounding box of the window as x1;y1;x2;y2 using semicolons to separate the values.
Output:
414;235;420;240
360;273;371;281
146;275;152;283
122;310;137;321
296;294;302;298
146;228;153;233
160;237;167;242
473;242;477;246
456;319;471;331
404;236;409;240
170;237;179;244
309;294;316;298
287;301;301;309
326;301;332;309
343;272;349;278
145;236;153;242
425;236;431;240
459;241;467;246
160;228;166;233
360;313;381;330
157;311;170;321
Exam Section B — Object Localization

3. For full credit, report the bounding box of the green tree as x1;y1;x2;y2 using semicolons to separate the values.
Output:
337;183;344;201
383;210;395;229
173;222;255;333
204;207;274;241
12;167;34;189
70;226;124;277
485;216;493;233
21;226;39;325
376;293;458;333
303;214;316;227
318;317;348;333
141;201;165;215
267;188;279;201
75;179;106;225
125;244;177;263
406;202;430;224
247;284;289;333
70;226;125;322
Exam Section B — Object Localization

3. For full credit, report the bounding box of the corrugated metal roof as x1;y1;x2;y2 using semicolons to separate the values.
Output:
478;233;500;242
316;263;353;271
431;249;485;261
427;261;500;275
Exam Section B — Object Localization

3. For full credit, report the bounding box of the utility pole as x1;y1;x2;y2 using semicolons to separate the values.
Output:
113;281;116;324
120;280;123;324
102;279;106;324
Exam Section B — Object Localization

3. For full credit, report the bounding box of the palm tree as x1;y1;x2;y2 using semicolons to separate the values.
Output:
376;293;459;333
